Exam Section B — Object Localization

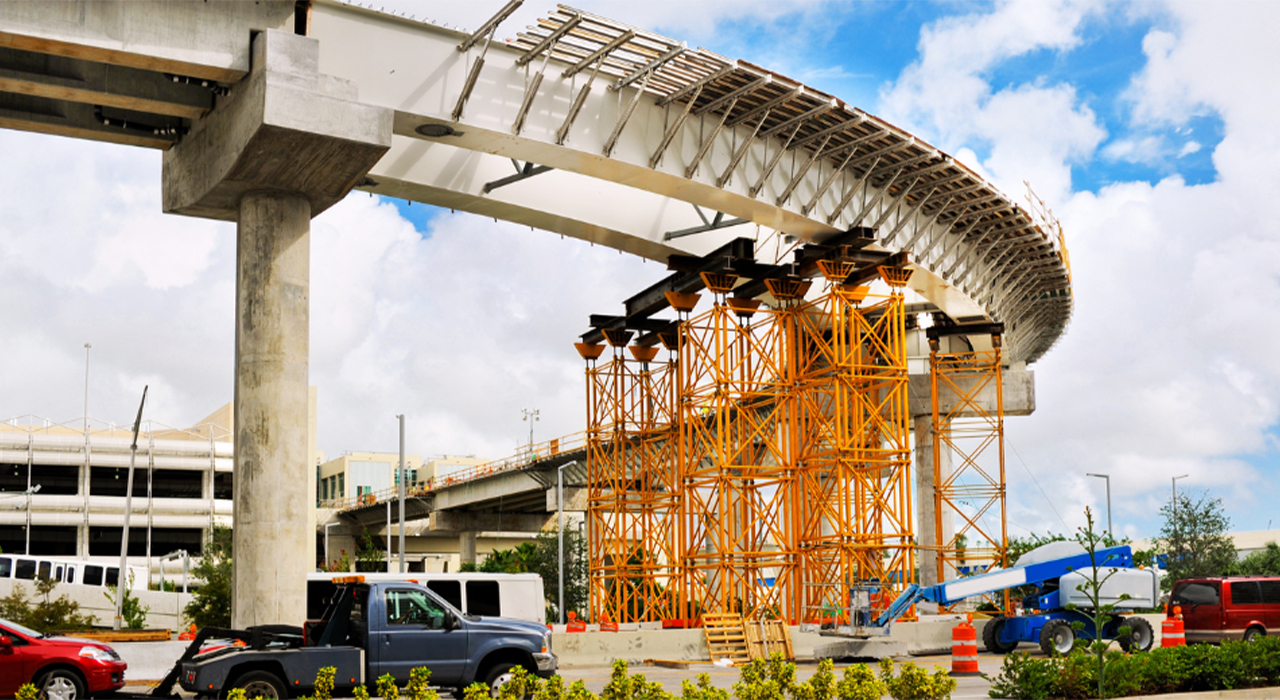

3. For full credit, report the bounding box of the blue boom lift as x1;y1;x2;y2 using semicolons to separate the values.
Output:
866;542;1158;654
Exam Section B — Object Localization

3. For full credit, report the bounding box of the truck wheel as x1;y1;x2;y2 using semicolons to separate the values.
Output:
484;663;521;698
232;670;288;700
982;616;1019;653
1039;619;1075;656
37;669;86;700
1244;626;1266;642
1118;616;1154;652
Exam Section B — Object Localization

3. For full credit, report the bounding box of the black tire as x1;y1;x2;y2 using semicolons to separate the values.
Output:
483;663;521;698
37;668;86;700
1118;616;1154;652
982;616;1019;653
1039;619;1075;656
231;670;288;700
1244;626;1266;642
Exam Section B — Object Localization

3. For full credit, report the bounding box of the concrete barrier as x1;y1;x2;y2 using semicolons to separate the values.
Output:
0;579;193;631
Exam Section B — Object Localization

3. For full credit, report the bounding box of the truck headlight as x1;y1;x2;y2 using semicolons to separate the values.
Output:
542;630;552;653
79;646;115;662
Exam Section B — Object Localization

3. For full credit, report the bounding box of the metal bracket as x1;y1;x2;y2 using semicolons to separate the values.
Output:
663;204;748;241
483;159;554;194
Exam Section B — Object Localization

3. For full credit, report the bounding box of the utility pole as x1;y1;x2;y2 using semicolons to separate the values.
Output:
522;408;539;456
1086;473;1111;535
115;386;147;630
397;414;406;573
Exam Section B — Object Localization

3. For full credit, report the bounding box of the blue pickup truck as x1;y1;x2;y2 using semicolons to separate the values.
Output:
171;579;555;699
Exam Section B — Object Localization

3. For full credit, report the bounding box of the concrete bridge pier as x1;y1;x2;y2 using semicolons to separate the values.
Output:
163;28;390;627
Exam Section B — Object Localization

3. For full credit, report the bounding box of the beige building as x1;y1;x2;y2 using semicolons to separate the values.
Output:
0;390;321;583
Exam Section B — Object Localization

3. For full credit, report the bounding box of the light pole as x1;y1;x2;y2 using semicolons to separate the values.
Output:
522;408;539;456
556;460;577;625
1086;473;1112;535
83;343;91;432
115;386;147;630
397;414;406;573
1172;473;1189;524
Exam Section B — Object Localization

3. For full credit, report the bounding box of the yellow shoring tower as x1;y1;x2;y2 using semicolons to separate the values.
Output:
795;263;914;626
582;330;681;623
580;254;916;625
677;271;801;620
929;331;1008;612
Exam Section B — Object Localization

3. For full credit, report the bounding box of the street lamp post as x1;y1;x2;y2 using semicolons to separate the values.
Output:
397;414;406;574
522;408;539;456
1172;473;1189;524
83;343;91;433
1086;473;1112;535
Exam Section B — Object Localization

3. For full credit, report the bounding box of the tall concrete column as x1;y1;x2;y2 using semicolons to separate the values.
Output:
231;191;312;627
914;415;952;589
164;28;390;625
459;531;477;568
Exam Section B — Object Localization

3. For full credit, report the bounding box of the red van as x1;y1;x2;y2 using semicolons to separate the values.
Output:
1169;577;1280;643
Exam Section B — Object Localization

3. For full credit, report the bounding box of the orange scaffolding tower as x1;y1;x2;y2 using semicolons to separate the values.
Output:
794;265;914;627
929;331;1008;612
582;331;682;623
580;250;916;624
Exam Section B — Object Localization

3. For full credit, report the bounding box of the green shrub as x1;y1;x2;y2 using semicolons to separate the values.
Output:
835;663;884;700
354;684;371;700
226;690;248;700
878;659;955;700
601;659;670;700
377;673;401;700
462;683;490;700
407;667;438;700
985;652;1058;699
681;674;729;700
16;684;39;700
314;666;336;700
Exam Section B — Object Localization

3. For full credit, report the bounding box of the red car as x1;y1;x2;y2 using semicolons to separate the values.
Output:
0;619;127;699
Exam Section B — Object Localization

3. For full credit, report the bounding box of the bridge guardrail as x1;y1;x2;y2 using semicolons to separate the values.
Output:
320;432;587;513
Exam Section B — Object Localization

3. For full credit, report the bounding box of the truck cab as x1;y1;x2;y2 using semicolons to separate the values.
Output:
177;580;555;698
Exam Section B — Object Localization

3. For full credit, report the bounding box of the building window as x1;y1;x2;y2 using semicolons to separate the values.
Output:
89;526;204;557
0;464;79;495
0;526;78;557
152;469;203;499
214;472;233;500
338;474;344;498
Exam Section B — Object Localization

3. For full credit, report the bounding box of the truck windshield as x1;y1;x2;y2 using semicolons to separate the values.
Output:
386;589;448;628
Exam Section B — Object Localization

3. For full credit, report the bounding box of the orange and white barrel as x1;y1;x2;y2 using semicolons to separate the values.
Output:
1161;607;1186;648
950;618;981;676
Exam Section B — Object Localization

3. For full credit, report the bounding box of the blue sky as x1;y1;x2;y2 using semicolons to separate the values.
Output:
2;0;1278;546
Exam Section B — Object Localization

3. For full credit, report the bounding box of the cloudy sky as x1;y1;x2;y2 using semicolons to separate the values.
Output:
1;0;1277;541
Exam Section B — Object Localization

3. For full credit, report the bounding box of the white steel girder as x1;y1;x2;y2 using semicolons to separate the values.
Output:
307;1;1071;363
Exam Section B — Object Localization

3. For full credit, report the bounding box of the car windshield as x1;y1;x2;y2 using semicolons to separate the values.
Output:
0;618;44;639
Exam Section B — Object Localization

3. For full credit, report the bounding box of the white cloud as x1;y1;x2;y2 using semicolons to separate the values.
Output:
877;0;1108;202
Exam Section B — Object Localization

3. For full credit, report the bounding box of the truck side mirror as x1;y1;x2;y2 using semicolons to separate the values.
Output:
446;612;461;631
0;636;12;652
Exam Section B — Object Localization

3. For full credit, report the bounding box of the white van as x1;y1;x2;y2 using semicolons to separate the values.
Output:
306;572;546;624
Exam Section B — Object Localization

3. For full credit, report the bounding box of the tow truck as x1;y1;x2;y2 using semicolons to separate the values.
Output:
829;541;1159;655
132;576;555;699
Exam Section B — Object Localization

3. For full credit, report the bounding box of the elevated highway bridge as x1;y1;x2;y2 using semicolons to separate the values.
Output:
0;0;1070;626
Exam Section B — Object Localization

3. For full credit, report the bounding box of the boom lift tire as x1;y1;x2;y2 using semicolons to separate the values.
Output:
1039;619;1075;656
1118;616;1154;652
231;670;287;699
982;616;1020;653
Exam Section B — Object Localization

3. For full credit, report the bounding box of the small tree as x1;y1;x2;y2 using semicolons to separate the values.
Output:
356;528;385;573
1154;491;1236;591
1069;507;1130;699
185;525;233;628
532;522;588;621
104;571;151;629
